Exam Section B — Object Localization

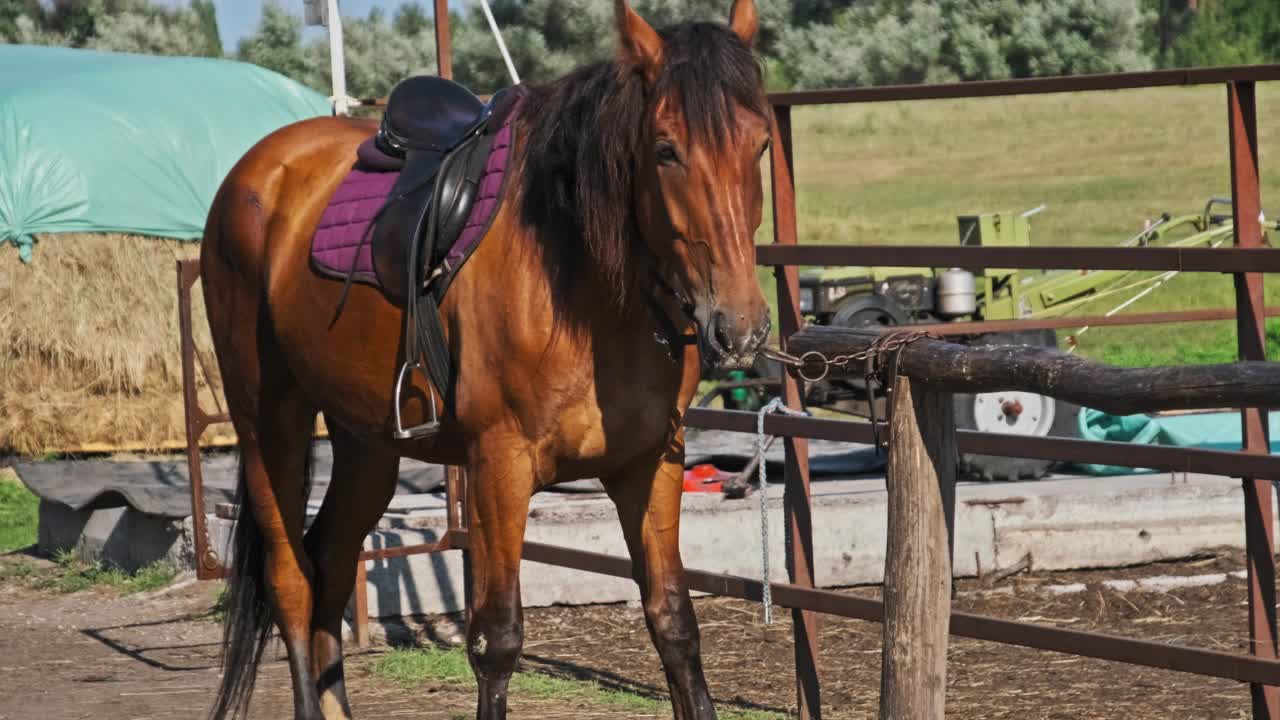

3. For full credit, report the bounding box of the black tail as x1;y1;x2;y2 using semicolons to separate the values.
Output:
208;440;315;719
208;456;273;720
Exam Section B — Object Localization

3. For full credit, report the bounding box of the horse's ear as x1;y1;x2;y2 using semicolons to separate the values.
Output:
728;0;759;46
615;0;663;82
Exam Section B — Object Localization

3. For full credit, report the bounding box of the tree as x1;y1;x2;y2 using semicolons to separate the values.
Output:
393;2;432;36
191;0;223;57
306;7;440;99
88;1;222;57
0;0;43;41
448;0;790;92
4;0;222;57
1167;0;1280;68
236;3;322;90
777;0;1152;90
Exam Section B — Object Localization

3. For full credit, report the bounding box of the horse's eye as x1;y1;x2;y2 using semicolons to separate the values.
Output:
759;139;771;158
656;142;680;166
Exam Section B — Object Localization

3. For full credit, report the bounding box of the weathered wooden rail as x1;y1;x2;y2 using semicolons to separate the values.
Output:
789;325;1280;415
786;324;1280;719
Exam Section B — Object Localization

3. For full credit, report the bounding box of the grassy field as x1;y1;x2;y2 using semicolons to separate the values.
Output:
755;82;1280;366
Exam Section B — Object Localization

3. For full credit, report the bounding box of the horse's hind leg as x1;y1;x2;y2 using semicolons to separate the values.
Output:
235;376;324;719
605;446;716;720
303;422;399;719
465;435;539;719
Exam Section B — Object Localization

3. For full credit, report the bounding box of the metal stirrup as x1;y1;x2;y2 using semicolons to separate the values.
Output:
392;361;440;439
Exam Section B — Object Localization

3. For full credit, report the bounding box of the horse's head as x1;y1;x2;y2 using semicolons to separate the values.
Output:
618;0;772;369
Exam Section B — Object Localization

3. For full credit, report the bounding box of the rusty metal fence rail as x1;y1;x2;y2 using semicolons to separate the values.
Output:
176;48;1280;720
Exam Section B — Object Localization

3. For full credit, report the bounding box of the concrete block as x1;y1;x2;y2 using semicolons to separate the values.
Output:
977;474;1277;572
38;501;193;572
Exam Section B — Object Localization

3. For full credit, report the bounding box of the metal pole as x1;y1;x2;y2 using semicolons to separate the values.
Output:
477;0;520;85
352;559;369;648
434;0;452;80
325;0;349;115
1228;79;1279;720
770;104;822;719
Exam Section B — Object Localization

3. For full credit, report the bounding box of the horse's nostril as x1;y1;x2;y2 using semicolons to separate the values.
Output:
713;312;733;353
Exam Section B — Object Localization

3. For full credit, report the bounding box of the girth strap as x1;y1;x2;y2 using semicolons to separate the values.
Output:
415;292;454;411
402;133;481;418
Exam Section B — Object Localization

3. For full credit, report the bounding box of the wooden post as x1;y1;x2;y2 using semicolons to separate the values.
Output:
880;376;956;720
434;0;452;80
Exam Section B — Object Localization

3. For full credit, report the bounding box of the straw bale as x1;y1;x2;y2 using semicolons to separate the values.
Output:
0;233;225;454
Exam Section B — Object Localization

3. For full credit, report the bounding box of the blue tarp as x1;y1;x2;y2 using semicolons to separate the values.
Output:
0;45;332;261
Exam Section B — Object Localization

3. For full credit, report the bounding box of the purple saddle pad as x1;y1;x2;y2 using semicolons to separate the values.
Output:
309;94;523;293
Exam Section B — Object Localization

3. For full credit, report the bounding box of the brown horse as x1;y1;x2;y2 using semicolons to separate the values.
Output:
202;1;771;718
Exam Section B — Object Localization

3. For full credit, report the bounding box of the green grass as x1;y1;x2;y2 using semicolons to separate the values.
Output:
373;645;784;719
1;550;176;594
0;474;39;554
1092;317;1280;367
753;83;1280;366
0;471;177;594
207;585;230;622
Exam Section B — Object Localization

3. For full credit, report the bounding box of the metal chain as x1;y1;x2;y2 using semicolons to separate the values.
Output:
758;329;937;383
755;397;808;625
743;331;934;625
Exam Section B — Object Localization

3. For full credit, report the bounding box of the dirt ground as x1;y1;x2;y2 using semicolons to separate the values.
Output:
0;550;1263;719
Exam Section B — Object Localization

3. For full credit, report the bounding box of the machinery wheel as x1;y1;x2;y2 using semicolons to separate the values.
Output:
953;330;1081;482
830;293;909;329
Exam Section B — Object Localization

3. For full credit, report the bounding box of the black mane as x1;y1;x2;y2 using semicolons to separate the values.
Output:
518;20;769;310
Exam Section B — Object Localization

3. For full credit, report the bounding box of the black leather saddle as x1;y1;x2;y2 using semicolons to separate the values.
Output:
375;75;489;158
370;76;508;306
365;75;520;441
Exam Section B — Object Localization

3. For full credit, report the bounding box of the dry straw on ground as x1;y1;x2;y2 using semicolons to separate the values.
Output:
1;233;226;454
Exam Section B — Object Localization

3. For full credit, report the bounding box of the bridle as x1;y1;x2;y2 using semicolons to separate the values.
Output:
646;267;699;361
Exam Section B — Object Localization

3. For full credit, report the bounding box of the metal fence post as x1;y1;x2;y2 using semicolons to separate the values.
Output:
1228;79;1280;720
434;0;452;80
770;103;822;720
177;259;226;580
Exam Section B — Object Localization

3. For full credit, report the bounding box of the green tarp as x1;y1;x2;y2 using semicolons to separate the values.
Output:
1073;408;1280;475
0;45;332;262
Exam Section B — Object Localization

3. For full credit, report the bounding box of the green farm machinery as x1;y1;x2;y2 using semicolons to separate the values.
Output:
708;198;1277;480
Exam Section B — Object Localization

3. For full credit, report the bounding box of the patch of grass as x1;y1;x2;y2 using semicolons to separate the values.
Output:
372;646;785;719
207;585;230;623
0;560;38;582
375;645;473;685
0;474;39;554
1090;318;1280;367
21;551;177;595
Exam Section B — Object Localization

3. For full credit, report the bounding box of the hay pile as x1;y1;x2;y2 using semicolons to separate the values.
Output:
0;233;228;455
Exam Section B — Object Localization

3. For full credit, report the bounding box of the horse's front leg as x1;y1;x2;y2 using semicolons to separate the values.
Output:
605;446;716;720
465;436;539;719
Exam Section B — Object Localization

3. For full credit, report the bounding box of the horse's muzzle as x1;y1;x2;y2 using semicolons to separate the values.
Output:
701;309;771;369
